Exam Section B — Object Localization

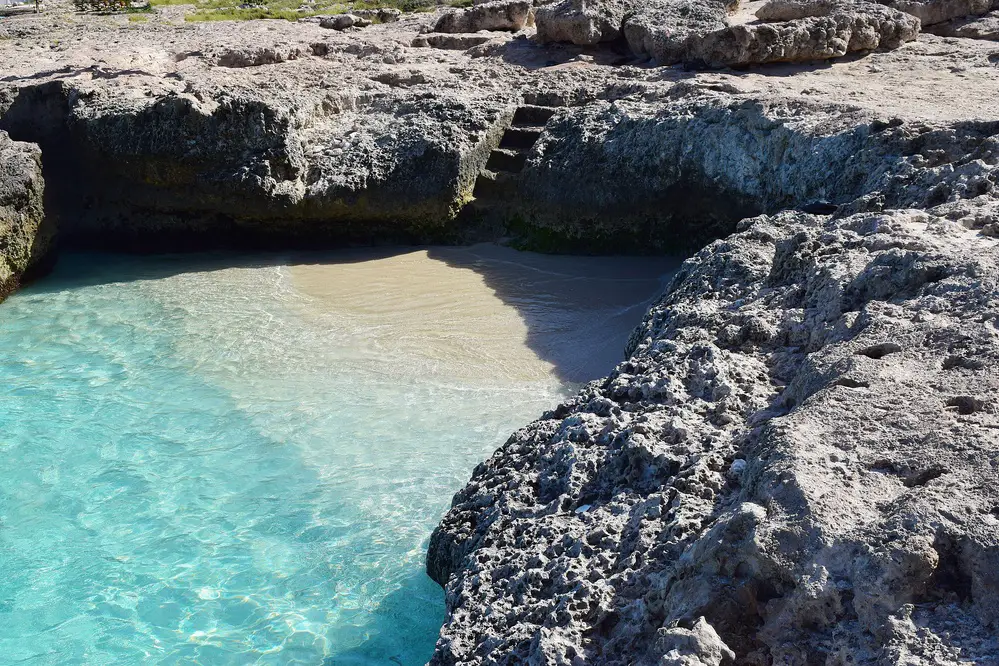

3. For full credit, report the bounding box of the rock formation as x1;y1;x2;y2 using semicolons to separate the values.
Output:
539;0;922;66
0;131;49;301
429;165;999;666
1;1;998;662
434;0;533;33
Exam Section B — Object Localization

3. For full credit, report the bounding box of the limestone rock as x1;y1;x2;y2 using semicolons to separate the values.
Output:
434;0;533;33
0;79;513;249
412;32;503;48
626;0;920;66
878;0;999;26
0;131;48;301
428;200;999;663
353;7;402;22
925;10;999;39
755;0;844;21
515;89;991;253
211;44;304;67
427;87;999;663
623;0;731;65
535;0;633;45
319;13;371;30
657;618;736;666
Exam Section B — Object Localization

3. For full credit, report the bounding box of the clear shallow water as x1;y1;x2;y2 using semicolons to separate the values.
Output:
0;248;678;665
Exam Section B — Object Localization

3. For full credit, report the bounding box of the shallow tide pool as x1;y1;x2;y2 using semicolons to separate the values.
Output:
0;246;679;665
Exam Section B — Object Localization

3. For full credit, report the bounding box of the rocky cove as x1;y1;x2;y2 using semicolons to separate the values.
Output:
0;0;998;663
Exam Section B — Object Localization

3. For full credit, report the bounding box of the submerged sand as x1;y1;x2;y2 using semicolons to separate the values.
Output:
288;244;683;384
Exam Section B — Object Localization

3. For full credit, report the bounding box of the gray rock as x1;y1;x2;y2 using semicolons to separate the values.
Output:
211;44;304;67
0;131;48;301
428;202;999;663
535;0;634;45
626;0;919;66
755;0;845;21
657;618;736;666
0;80;514;249
623;0;731;65
427;86;999;664
878;0;999;26
925;10;999;39
513;88;988;253
434;0;533;33
352;7;402;22
319;13;371;30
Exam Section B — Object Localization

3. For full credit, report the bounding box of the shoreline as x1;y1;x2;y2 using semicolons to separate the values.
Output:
1;0;998;662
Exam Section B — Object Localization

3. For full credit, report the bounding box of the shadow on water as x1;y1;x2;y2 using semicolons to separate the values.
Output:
25;244;685;384
327;568;445;666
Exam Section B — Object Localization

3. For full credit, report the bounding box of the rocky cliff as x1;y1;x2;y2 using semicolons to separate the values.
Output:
428;200;999;664
0;131;49;301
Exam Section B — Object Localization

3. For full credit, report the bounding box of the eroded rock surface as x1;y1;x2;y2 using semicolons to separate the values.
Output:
879;0;999;26
435;0;532;33
429;196;999;665
539;0;920;66
515;89;997;252
926;10;999;39
0;131;49;301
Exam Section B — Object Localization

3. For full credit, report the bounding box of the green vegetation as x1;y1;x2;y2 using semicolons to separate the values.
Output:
173;0;436;22
71;0;438;19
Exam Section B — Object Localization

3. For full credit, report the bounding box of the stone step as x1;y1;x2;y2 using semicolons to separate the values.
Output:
485;147;528;173
499;127;543;150
513;105;558;126
472;169;519;201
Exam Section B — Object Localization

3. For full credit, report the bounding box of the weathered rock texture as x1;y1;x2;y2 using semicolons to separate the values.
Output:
0;78;512;249
535;0;636;45
925;11;999;39
879;0;999;26
538;0;921;66
429;188;999;663
0;131;49;301
435;0;532;33
513;89;999;253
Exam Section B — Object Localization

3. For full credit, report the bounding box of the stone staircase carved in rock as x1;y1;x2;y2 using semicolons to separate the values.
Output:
468;104;559;213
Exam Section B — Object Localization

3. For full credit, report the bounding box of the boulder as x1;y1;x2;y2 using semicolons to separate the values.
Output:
691;2;920;66
535;0;634;44
623;0;731;64
925;10;999;38
878;0;999;26
626;0;919;66
353;7;402;22
319;13;371;30
434;0;532;33
0;131;48;301
755;0;845;21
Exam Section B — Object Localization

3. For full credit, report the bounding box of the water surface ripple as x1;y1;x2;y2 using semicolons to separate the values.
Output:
0;246;680;665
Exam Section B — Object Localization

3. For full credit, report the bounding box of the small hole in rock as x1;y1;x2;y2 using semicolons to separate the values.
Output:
946;396;985;415
834;377;870;389
857;342;902;359
903;465;947;488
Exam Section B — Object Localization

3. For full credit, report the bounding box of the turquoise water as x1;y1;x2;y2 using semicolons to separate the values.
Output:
0;249;675;665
